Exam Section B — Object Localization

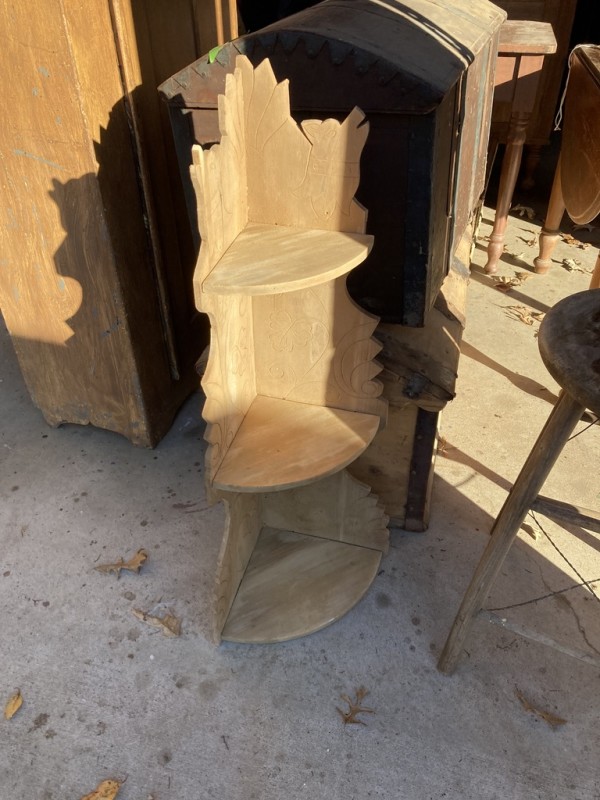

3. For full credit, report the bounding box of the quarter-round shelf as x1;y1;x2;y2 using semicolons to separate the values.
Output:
222;527;382;643
212;395;380;492
202;222;373;295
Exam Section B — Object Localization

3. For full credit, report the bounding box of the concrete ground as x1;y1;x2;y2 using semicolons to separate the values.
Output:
2;179;600;798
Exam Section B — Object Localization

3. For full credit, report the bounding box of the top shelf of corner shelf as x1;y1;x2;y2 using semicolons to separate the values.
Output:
202;222;373;296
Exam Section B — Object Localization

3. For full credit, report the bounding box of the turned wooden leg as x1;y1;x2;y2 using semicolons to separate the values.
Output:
534;156;566;275
521;144;542;190
437;390;585;675
485;114;529;274
590;254;600;289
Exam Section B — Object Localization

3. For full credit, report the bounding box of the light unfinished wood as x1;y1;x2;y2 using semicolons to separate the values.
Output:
261;471;389;553
190;55;387;643
212;396;380;492
221;527;382;644
191;55;386;488
200;293;256;487
253;278;386;420
212;493;261;644
203;223;373;295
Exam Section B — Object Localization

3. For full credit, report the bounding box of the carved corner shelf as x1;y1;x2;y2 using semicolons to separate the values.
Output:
190;55;389;644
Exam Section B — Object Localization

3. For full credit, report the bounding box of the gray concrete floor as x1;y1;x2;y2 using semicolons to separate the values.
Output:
2;196;600;799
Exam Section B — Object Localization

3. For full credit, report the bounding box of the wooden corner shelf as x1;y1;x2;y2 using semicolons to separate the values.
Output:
212;395;380;492
202;223;373;295
189;55;389;644
221;527;382;643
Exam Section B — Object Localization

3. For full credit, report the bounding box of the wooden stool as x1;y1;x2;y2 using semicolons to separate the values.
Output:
438;288;600;674
534;45;600;289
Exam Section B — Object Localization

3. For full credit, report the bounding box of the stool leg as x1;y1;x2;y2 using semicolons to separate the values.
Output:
437;391;585;674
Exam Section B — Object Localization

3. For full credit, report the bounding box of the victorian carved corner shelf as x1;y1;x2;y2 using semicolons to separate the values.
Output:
190;55;389;644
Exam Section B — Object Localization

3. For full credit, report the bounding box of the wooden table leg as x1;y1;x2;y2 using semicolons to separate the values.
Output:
485;114;529;274
534;156;566;274
437;389;584;675
590;253;600;289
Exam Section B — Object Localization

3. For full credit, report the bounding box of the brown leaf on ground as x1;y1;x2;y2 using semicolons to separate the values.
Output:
512;204;535;219
80;779;123;800
4;689;23;720
133;607;181;637
492;272;532;293
515;688;567;729
560;232;589;249
336;686;374;726
505;305;545;326
562;258;585;273
95;549;148;578
436;436;455;457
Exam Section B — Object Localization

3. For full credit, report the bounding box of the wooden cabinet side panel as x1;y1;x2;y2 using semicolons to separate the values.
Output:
0;0;155;442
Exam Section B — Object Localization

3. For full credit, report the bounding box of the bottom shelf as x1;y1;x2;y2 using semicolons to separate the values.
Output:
221;527;382;644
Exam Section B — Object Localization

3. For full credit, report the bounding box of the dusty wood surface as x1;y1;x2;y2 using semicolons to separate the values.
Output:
498;20;557;55
212;397;380;493
221;527;382;644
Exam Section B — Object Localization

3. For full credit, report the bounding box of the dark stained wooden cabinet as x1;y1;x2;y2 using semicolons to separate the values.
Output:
161;0;505;326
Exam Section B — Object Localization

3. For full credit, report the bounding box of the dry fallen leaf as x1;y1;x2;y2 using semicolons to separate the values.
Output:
4;689;23;720
336;686;374;726
493;272;532;293
133;607;181;637
560;232;589;249
572;222;596;233
95;549;148;578
562;258;586;273
436;436;454;457
505;305;545;327
80;779;123;800
512;204;535;219
515;688;567;729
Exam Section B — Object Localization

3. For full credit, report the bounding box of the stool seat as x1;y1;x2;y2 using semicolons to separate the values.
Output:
538;288;600;417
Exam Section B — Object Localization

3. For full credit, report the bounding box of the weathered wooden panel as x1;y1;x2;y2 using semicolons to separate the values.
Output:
0;0;220;445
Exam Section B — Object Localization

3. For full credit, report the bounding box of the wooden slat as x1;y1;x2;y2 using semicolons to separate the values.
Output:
213;396;380;492
531;495;600;534
203;223;373;295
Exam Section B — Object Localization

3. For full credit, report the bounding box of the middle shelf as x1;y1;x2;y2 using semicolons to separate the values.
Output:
212;395;380;492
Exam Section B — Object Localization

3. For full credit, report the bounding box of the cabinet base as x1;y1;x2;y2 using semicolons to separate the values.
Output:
222;527;382;643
